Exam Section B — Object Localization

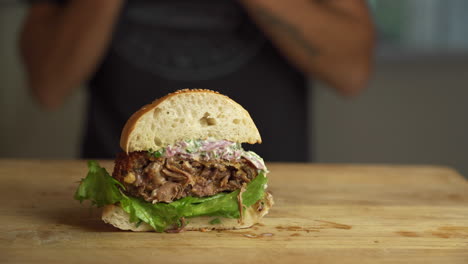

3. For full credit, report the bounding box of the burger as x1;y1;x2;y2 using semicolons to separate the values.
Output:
74;89;274;232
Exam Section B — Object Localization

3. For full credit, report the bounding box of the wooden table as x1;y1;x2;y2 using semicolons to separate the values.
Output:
1;160;468;263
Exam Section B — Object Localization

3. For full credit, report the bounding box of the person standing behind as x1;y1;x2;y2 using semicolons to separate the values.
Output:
20;0;375;161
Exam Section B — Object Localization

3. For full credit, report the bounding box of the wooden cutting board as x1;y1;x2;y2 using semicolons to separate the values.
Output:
1;160;467;263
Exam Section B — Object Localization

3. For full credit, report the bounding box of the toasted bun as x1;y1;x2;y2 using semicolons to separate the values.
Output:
120;89;261;152
102;193;274;232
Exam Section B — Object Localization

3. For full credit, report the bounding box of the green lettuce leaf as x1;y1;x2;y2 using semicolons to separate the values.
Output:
74;161;124;207
119;195;181;232
74;161;268;232
174;171;268;219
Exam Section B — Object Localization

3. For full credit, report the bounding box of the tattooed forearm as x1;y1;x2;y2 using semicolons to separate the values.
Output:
254;7;319;57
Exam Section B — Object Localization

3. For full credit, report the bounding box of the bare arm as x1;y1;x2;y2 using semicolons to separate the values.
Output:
239;0;375;95
20;0;124;109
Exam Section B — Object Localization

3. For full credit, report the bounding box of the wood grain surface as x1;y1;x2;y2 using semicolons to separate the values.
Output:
1;160;467;263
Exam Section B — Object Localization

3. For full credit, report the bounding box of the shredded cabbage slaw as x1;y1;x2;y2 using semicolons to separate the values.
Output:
151;138;267;171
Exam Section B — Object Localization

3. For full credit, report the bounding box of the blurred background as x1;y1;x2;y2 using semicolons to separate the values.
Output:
1;1;467;177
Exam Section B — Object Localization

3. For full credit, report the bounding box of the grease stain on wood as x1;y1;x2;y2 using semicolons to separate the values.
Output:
396;226;468;239
275;220;352;234
314;220;352;230
275;226;319;233
276;226;302;231
395;231;419;237
447;194;464;201
430;226;468;239
431;232;451;239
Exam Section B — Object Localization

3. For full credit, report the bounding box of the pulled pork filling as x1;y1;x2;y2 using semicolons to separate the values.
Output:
113;151;259;203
